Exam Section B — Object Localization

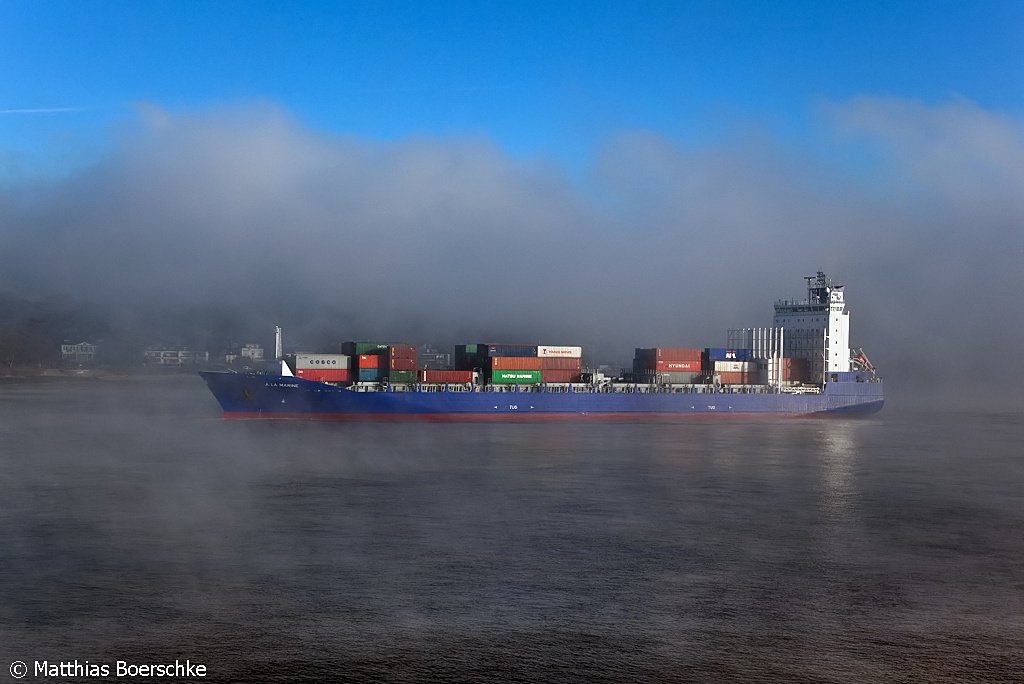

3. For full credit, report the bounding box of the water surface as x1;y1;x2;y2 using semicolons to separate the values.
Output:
1;377;1021;682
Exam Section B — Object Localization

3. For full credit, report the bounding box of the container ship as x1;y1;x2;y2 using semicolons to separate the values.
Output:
200;272;883;419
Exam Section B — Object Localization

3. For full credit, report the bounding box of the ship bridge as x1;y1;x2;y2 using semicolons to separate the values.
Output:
771;271;850;383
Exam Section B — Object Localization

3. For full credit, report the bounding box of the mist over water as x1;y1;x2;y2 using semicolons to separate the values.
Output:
2;99;1023;405
1;377;1021;682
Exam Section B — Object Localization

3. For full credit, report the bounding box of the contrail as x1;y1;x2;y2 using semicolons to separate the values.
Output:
0;107;87;114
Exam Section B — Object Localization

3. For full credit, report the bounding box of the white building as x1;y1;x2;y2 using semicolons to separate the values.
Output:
144;347;210;366
61;341;99;365
240;344;264;361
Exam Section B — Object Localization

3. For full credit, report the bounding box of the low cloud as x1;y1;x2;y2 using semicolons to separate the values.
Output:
1;98;1020;405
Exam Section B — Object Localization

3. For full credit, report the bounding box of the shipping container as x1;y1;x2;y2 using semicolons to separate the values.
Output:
540;357;582;371
657;347;702;361
656;359;702;372
537;345;583;358
357;368;384;382
357;354;380;369
490;369;542;384
707;348;752;361
541;369;583;383
633;354;702;372
490;356;543;371
713;360;760;373
635;347;702;363
769;358;808;383
388;344;417;360
387;357;417;371
386;370;416;383
342;341;389;356
483;344;538;358
636;371;703;384
716;371;756;385
419;370;474;384
295;368;351;383
294;353;350;369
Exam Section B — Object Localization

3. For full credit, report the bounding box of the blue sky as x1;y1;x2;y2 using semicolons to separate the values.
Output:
3;1;1021;174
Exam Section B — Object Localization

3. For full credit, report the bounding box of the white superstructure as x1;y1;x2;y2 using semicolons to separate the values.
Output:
772;271;850;383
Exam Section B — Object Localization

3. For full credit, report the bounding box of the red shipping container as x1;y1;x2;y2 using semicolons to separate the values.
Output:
388;357;417;371
419;370;474;383
541;370;582;383
771;358;808;382
296;368;351;383
358;354;380;369
540;357;582;370
490;356;543;370
389;345;417;359
655;359;701;372
657;347;702;361
717;371;753;385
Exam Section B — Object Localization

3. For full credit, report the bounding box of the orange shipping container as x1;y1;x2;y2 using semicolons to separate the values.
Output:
358;354;380;369
490;356;543;371
717;371;754;385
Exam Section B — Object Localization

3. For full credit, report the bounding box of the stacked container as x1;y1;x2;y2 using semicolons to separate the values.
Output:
341;341;418;382
456;342;584;384
634;348;703;383
386;344;417;383
713;360;763;385
291;353;351;383
538;346;583;383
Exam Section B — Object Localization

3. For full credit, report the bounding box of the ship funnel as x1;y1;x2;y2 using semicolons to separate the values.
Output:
274;326;283;360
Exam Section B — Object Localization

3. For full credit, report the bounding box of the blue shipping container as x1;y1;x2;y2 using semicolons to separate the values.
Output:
358;368;385;382
483;344;538;357
707;348;752;361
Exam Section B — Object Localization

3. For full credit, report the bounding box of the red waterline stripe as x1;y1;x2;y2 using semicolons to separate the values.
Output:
220;411;805;422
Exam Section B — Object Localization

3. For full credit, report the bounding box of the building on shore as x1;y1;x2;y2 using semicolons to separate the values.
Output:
61;341;100;366
144;346;210;366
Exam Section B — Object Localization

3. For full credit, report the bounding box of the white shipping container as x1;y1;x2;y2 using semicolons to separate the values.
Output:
537;345;583;358
713;360;759;373
295;353;350;369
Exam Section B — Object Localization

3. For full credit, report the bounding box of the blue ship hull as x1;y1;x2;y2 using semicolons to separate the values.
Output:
199;371;884;420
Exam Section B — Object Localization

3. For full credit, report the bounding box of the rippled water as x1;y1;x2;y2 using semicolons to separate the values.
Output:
1;377;1021;682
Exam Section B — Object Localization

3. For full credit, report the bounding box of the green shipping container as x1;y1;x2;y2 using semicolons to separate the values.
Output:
343;341;390;356
386;370;416;383
490;369;542;384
